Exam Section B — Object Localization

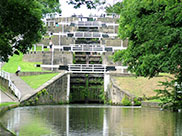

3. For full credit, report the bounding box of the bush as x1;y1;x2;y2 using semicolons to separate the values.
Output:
133;97;141;106
121;95;131;106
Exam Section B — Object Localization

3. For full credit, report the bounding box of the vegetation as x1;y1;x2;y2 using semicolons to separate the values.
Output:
113;75;172;98
0;102;18;107
21;73;58;89
146;99;162;103
68;0;105;9
2;53;42;73
121;95;131;106
0;0;61;62
113;0;182;111
105;2;123;15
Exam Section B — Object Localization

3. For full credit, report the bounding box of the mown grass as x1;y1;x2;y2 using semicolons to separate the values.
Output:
2;53;42;73
21;73;58;89
113;75;173;98
0;102;18;107
31;46;49;52
146;99;162;103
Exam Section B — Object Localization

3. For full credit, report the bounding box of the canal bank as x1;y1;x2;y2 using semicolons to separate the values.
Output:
0;102;19;136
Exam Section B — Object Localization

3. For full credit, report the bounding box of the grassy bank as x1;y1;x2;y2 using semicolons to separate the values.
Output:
2;53;42;73
21;73;58;89
113;74;172;98
0;102;18;108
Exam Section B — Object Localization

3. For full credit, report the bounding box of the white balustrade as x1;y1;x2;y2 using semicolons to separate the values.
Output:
0;70;21;100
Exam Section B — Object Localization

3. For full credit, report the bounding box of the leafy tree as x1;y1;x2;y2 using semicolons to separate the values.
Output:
68;0;105;9
38;0;61;15
0;0;62;62
113;0;182;111
0;0;45;62
105;2;123;15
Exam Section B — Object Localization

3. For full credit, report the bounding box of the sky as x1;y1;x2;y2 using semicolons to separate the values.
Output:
59;0;122;17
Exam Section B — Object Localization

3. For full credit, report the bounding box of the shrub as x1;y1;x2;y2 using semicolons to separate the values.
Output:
121;95;131;106
133;97;141;106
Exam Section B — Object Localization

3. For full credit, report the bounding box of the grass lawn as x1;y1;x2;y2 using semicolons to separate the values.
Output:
2;53;42;73
0;102;18;107
21;73;58;89
113;74;173;98
31;46;49;52
146;99;162;103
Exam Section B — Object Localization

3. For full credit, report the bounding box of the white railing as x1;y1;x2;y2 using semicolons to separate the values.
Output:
53;32;117;38
68;64;106;73
9;80;21;100
0;70;10;80
0;70;21;100
36;64;128;74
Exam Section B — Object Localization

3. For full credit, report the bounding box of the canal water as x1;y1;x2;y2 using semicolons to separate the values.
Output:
0;105;182;136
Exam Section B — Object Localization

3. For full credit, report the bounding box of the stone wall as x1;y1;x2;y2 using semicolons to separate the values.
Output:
107;77;135;104
102;52;121;66
19;72;54;76
23;52;43;62
42;51;72;71
0;77;12;94
21;73;68;105
97;17;119;23
141;101;160;108
43;51;73;65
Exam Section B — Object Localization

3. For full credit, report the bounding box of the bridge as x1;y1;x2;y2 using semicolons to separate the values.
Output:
35;64;128;74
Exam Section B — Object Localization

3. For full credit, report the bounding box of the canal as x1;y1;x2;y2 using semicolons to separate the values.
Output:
0;105;182;136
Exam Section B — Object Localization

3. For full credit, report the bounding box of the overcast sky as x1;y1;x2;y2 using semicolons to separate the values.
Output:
59;0;121;17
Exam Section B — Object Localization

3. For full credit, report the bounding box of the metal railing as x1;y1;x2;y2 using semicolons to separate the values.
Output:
53;32;117;38
68;64;106;73
0;70;21;100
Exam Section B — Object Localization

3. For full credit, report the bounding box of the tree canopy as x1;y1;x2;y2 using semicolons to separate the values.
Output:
68;0;105;9
0;0;61;62
105;2;123;15
113;0;182;111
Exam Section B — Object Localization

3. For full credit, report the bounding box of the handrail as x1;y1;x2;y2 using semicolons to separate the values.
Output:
0;70;21;100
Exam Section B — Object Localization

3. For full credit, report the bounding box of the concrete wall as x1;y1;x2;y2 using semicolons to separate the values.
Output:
0;78;12;95
102;52;121;66
107;77;135;104
43;51;73;65
21;73;68;105
23;52;43;62
97;17;119;23
19;72;54;76
141;101;160;108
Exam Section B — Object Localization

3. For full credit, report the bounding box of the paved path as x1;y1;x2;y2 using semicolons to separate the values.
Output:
10;74;35;101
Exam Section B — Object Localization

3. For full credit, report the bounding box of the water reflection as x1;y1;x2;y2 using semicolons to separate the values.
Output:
0;105;182;136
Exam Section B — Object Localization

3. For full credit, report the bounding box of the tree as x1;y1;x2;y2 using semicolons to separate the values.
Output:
105;2;123;15
0;0;44;62
113;0;182;111
38;0;61;15
0;0;62;62
68;0;105;9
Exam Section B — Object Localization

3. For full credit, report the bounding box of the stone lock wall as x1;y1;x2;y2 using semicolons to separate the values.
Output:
102;52;122;66
107;77;135;104
23;52;43;62
21;73;68;105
